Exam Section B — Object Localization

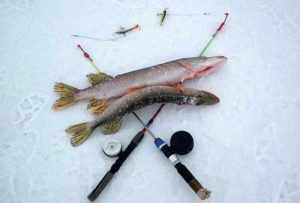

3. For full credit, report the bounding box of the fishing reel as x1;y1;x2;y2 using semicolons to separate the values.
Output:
102;139;123;157
170;131;194;155
102;130;194;157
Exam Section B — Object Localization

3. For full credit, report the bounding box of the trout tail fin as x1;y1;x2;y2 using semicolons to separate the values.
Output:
52;83;79;110
66;122;95;147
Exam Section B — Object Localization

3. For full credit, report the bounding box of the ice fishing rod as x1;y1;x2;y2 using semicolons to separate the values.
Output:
132;112;211;200
199;13;229;57
87;104;165;202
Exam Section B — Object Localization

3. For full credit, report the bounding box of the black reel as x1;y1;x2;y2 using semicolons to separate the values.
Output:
170;131;194;155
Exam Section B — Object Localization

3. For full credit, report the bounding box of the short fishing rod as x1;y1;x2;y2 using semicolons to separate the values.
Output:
87;104;165;202
132;112;211;200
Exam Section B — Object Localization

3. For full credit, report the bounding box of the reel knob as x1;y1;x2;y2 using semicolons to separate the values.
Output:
170;131;194;155
102;139;122;157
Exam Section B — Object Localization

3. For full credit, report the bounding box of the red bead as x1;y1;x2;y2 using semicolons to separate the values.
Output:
77;44;81;48
84;52;89;58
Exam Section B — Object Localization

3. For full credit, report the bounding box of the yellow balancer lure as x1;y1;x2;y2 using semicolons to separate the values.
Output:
158;8;168;25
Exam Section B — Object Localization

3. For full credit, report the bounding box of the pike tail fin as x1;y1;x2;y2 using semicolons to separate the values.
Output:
52;83;79;110
86;73;112;86
66;122;95;147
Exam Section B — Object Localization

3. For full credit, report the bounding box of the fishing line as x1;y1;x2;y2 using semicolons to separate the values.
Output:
168;13;210;16
71;34;125;41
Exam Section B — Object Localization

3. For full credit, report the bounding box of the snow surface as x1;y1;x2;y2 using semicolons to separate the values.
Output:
1;0;300;203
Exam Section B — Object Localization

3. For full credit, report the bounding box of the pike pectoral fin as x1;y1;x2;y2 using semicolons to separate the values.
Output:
87;98;109;115
100;117;123;134
175;83;184;93
86;73;113;86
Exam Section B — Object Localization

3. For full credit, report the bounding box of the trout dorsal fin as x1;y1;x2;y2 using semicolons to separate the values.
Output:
86;72;113;86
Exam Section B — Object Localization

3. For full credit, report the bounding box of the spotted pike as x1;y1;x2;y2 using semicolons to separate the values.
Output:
66;86;219;146
53;56;226;110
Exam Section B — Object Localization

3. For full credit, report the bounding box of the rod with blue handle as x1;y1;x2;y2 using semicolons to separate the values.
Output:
133;112;211;200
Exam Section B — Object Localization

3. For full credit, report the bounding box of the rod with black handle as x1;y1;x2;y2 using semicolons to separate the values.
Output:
87;104;165;202
133;112;211;200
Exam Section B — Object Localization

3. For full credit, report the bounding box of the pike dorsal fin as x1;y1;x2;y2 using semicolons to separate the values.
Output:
86;72;113;86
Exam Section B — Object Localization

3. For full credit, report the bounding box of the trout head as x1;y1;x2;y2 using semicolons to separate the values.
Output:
184;89;220;105
181;56;227;77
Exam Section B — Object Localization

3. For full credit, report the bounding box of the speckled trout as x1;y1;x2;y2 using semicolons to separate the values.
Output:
66;86;219;146
53;56;226;110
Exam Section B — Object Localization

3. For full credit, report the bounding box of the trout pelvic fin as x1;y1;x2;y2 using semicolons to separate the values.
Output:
86;72;113;86
100;117;123;135
52;83;79;110
87;98;109;115
66;122;94;147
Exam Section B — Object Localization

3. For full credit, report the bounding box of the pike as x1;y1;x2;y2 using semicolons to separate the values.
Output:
53;56;227;110
65;86;219;147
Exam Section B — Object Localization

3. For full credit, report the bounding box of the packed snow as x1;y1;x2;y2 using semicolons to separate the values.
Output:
1;0;300;202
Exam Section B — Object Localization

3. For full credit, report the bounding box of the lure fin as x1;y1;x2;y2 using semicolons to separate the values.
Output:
87;98;109;115
100;117;123;134
86;72;113;86
52;83;79;110
66;122;95;147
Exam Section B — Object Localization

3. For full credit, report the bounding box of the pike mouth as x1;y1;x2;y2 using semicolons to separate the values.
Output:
195;56;227;76
200;56;227;68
